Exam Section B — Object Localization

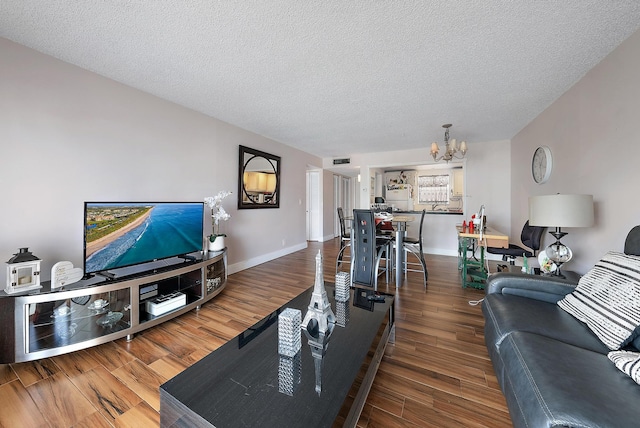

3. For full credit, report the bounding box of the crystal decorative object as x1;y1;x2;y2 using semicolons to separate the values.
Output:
278;351;302;396
278;308;302;357
302;251;336;395
335;300;350;327
546;242;573;264
335;272;351;302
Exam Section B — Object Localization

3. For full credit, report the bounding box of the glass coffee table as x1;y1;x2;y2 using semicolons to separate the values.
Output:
160;284;395;427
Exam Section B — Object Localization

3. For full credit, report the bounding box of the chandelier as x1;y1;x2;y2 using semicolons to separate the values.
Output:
430;123;467;162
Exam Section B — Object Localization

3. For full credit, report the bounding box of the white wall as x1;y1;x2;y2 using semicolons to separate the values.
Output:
0;38;322;285
511;29;640;274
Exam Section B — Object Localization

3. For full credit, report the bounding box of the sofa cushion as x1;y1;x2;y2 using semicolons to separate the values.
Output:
557;251;640;350
499;331;640;428
482;294;609;388
483;294;609;354
608;350;640;384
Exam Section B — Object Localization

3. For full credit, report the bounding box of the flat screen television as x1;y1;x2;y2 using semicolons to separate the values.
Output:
84;202;204;275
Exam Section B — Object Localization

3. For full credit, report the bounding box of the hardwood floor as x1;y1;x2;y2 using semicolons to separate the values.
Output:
0;239;512;427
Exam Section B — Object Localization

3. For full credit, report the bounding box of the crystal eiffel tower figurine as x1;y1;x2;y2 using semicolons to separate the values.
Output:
301;250;336;394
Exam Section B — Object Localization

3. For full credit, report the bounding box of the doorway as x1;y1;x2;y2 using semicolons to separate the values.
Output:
333;174;352;237
306;170;321;241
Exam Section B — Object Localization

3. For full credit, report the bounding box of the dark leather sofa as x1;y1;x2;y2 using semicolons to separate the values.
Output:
482;227;640;427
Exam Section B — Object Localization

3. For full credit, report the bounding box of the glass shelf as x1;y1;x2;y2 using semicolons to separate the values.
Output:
138;267;203;323
205;258;226;295
26;288;131;353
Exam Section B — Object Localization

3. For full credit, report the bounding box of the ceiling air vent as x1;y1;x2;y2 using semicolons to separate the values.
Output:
333;158;350;165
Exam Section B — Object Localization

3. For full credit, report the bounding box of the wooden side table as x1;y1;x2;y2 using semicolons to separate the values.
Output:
456;225;509;289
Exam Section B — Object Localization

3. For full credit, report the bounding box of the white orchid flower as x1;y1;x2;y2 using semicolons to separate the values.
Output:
204;191;232;237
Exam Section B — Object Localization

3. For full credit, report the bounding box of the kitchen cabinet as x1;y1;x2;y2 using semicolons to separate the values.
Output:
452;168;464;196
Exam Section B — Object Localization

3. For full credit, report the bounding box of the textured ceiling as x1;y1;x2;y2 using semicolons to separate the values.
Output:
2;1;640;158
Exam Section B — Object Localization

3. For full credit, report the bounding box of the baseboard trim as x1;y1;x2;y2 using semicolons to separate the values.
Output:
228;242;308;275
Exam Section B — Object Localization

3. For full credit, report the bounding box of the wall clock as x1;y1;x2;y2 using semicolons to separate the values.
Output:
532;146;553;184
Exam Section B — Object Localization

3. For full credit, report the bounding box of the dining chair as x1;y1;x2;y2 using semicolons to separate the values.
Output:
486;220;545;265
336;207;351;272
400;209;428;288
350;209;392;290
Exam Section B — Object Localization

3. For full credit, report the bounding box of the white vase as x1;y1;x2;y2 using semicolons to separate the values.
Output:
208;236;225;252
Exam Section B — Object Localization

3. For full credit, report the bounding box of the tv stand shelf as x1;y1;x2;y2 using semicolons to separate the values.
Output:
0;250;227;363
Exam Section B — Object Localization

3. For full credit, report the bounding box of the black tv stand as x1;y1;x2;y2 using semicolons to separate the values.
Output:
0;250;227;363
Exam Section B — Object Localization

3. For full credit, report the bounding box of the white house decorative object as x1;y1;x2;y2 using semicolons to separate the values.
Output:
6;248;42;294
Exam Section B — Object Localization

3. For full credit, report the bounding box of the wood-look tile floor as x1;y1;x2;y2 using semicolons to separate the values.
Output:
0;240;512;427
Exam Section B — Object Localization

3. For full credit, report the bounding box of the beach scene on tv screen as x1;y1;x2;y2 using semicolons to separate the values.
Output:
85;203;203;274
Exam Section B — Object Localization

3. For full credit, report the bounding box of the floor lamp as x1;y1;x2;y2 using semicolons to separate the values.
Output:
529;194;594;277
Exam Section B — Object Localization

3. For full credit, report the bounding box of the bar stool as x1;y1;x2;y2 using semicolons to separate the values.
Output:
336;207;351;273
400;209;428;288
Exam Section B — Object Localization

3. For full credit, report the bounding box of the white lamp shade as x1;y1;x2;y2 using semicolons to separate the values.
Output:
430;142;439;154
244;171;262;192
529;194;594;228
265;173;277;193
256;172;268;192
449;138;457;151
